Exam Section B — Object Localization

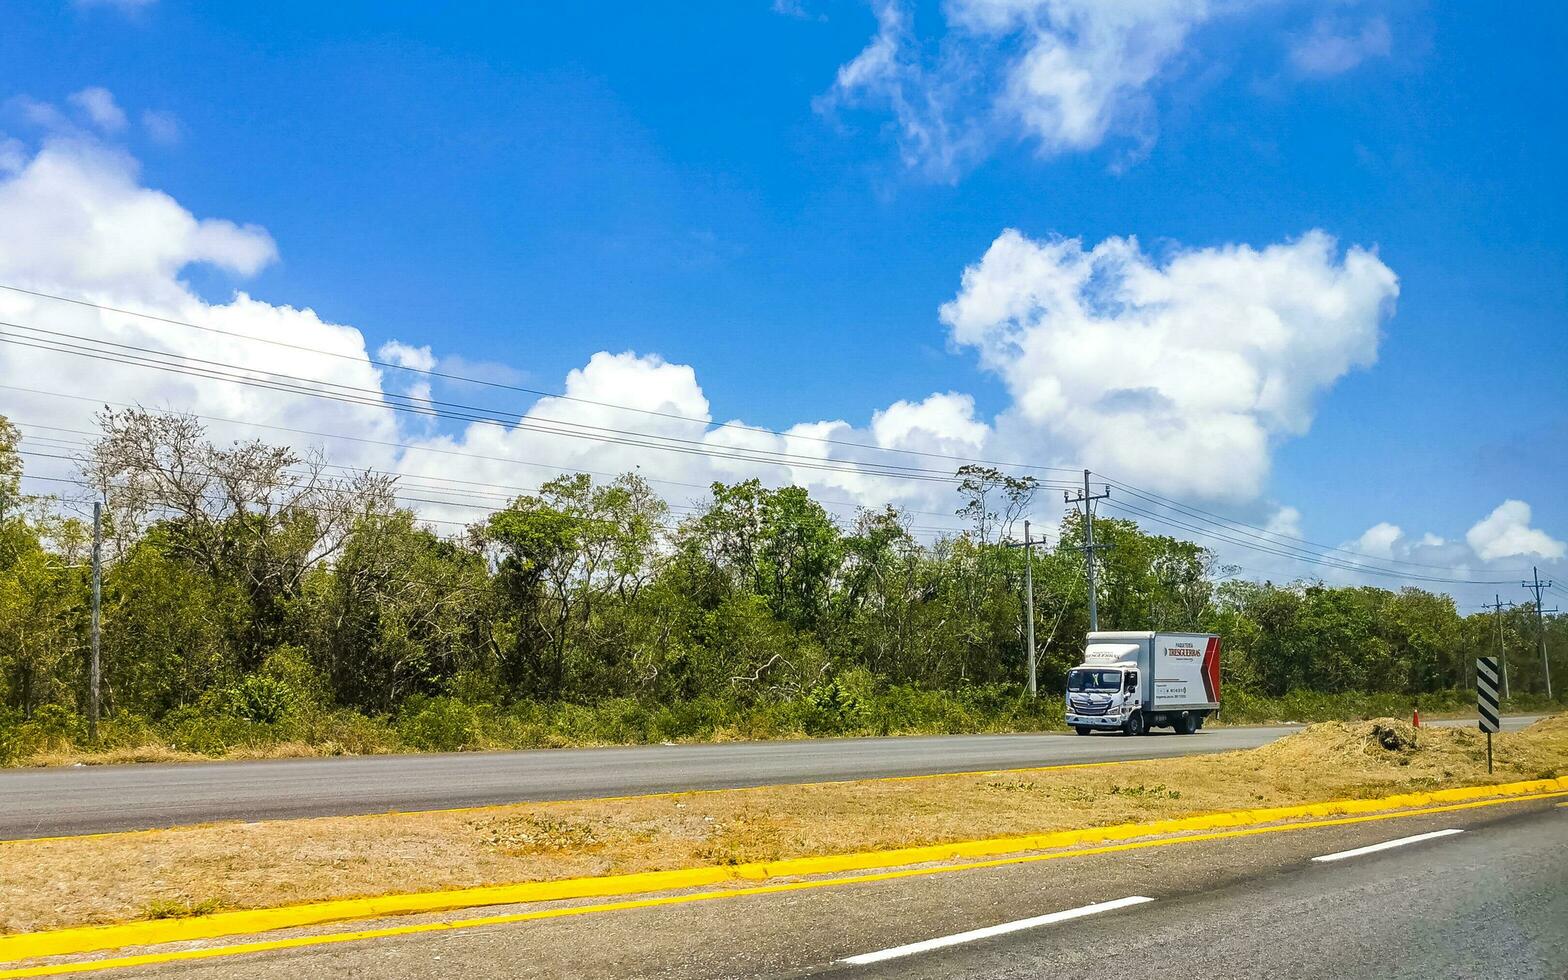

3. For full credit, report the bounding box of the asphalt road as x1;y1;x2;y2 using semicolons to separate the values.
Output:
0;715;1540;839
813;799;1568;980
80;781;1565;978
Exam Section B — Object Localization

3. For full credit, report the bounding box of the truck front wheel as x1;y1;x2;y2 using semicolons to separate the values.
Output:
1123;711;1147;737
1073;726;1092;736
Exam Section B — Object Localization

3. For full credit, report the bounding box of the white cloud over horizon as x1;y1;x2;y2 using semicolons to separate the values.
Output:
939;227;1399;501
0;110;1558;594
1466;500;1566;562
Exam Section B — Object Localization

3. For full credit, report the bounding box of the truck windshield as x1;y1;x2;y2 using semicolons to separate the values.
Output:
1066;669;1122;692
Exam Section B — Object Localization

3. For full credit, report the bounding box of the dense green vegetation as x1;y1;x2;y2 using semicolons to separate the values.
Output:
0;410;1561;763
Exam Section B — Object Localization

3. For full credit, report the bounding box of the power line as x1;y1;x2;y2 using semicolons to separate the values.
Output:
17;446;972;541
0;325;931;478
0;324;985;485
4;416;976;526
1101;497;1518;586
19;475;498;598
0;306;1548;584
1107;496;1515;585
10;422;979;541
11;418;1525;587
1100;475;1534;576
0;283;1087;477
0;324;1097;497
18;450;504;522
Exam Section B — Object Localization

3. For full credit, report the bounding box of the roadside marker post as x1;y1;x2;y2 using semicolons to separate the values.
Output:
1477;656;1501;773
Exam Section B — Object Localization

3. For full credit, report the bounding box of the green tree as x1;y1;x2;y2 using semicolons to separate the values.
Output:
102;532;242;715
481;472;667;699
299;510;490;711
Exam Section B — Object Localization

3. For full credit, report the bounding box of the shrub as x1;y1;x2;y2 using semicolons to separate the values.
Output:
289;707;401;755
163;707;269;756
398;696;482;752
258;646;327;708
224;674;294;724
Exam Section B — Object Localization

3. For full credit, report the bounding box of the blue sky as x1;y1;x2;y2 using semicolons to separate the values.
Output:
0;0;1564;596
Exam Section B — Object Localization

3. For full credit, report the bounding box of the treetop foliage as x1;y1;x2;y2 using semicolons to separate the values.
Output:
0;410;1562;748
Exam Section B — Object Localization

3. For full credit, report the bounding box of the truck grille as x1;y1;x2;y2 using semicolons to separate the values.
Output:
1070;698;1110;716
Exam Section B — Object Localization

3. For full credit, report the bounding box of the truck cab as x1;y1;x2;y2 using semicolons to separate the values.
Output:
1064;663;1146;734
1064;631;1221;736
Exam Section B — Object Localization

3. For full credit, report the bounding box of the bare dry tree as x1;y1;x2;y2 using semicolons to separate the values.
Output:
81;407;397;594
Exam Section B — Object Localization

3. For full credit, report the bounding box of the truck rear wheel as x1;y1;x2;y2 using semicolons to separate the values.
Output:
1123;711;1146;737
1177;712;1200;735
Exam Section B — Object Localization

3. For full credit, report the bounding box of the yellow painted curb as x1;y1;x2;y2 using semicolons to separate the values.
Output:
4;791;1568;980
2;775;1563;965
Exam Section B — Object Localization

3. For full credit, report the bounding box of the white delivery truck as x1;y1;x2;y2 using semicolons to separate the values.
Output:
1064;631;1221;736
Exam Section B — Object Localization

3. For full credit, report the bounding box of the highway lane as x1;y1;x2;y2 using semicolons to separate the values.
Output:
0;714;1540;839
820;802;1568;980
71;781;1564;978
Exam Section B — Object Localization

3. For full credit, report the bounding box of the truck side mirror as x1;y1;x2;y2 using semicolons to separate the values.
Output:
1124;673;1137;691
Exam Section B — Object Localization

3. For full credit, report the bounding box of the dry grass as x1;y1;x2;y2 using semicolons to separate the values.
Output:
14;742;359;768
3;715;1563;935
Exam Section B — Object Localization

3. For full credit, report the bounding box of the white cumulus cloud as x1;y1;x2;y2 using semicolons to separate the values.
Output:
1350;521;1402;559
0;140;275;305
0;137;399;479
938;228;1399;500
1466;500;1566;562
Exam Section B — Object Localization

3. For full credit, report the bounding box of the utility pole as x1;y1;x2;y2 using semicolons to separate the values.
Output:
1064;469;1111;631
1522;567;1555;699
1486;595;1514;699
1005;521;1038;697
89;499;102;743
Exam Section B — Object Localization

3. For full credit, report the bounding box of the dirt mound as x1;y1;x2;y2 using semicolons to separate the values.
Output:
1247;715;1566;785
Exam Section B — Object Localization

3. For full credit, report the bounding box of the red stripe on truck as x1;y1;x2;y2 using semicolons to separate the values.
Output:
1201;636;1221;703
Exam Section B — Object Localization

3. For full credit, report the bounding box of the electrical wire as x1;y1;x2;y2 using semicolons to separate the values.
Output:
0;283;1086;476
11;427;978;539
0;324;993;485
1099;475;1534;576
0;306;1545;586
3;416;977;526
1100;497;1519;586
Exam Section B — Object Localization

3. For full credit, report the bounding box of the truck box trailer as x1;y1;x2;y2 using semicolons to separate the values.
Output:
1063;631;1221;736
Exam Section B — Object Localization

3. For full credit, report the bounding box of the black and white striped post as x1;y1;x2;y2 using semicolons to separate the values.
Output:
1477;656;1502;773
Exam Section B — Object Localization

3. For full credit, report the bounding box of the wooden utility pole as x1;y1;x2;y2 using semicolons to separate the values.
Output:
89;499;102;743
1006;521;1039;697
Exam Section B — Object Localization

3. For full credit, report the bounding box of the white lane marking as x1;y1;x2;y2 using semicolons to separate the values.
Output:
1311;828;1464;863
837;896;1154;966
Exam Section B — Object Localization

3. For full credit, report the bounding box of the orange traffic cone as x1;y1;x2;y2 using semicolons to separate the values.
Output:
1412;707;1421;728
